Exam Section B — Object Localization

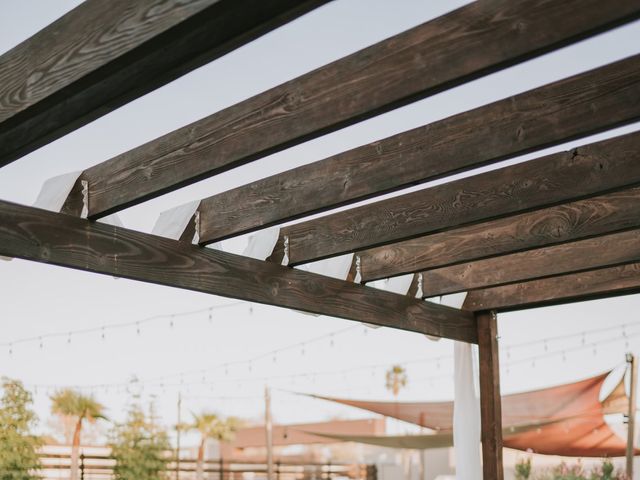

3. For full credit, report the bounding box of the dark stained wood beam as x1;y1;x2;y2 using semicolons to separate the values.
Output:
0;200;477;343
196;54;640;243
0;0;329;167
359;188;640;282
63;0;640;218
271;130;640;265
477;311;504;479
420;229;640;297
463;263;640;312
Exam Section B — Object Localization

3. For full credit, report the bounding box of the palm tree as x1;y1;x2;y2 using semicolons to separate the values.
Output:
190;412;240;480
50;389;107;480
385;364;408;398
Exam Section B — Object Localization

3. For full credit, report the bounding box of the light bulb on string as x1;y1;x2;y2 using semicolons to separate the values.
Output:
330;334;334;348
67;333;72;344
8;343;12;356
39;337;43;349
582;332;586;346
543;340;548;352
562;351;567;363
208;308;213;324
301;344;305;356
593;344;597;356
170;315;174;329
101;327;106;341
136;322;141;336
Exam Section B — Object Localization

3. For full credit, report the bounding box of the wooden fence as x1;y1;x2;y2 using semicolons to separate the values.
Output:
38;452;377;480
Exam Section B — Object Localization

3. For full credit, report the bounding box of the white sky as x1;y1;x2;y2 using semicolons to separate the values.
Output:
1;0;640;447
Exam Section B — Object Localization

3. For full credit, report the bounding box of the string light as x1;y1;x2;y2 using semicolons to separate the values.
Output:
0;301;245;351
19;319;640;394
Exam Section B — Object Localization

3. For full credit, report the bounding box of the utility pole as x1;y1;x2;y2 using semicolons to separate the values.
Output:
176;392;182;480
627;354;638;478
265;386;274;480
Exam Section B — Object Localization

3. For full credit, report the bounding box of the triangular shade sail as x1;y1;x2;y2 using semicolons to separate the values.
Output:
306;371;635;457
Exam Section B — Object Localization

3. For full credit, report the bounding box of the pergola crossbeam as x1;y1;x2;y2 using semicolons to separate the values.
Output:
463;263;640;312
359;187;640;282
0;200;477;343
420;229;640;297
0;0;327;167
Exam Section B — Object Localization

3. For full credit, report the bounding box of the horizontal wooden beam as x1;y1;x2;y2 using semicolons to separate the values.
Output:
64;0;640;218
421;229;640;297
0;0;327;167
0;200;477;343
360;187;640;282
272;130;640;265
197;54;640;243
463;263;640;312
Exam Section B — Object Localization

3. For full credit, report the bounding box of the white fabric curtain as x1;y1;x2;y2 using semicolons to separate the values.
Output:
440;293;482;480
152;200;199;240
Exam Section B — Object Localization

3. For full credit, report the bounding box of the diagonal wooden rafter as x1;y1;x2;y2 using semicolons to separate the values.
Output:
463;263;640;312
419;229;640;297
60;0;640;218
194;54;640;243
268;130;640;266
359;187;640;282
0;0;329;168
0;200;477;343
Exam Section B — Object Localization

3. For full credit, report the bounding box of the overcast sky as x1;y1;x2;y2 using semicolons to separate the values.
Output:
1;0;640;446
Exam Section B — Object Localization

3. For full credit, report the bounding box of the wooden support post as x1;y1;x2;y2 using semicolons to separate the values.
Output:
265;386;274;480
476;311;503;479
627;353;637;477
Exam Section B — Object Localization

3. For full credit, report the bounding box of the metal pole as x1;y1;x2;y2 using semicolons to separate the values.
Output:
627;353;637;477
265;386;274;480
176;392;182;480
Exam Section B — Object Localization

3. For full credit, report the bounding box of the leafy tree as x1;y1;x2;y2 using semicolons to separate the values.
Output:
189;413;240;480
385;365;408;398
110;404;170;480
50;389;107;480
0;378;41;480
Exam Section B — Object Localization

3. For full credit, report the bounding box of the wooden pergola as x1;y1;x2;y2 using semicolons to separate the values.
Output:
1;1;640;477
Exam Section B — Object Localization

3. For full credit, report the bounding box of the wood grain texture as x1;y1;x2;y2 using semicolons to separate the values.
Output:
421;229;640;297
274;131;640;265
477;311;504;480
0;200;477;342
464;264;640;312
68;0;640;218
361;188;640;282
0;0;328;166
198;54;640;243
